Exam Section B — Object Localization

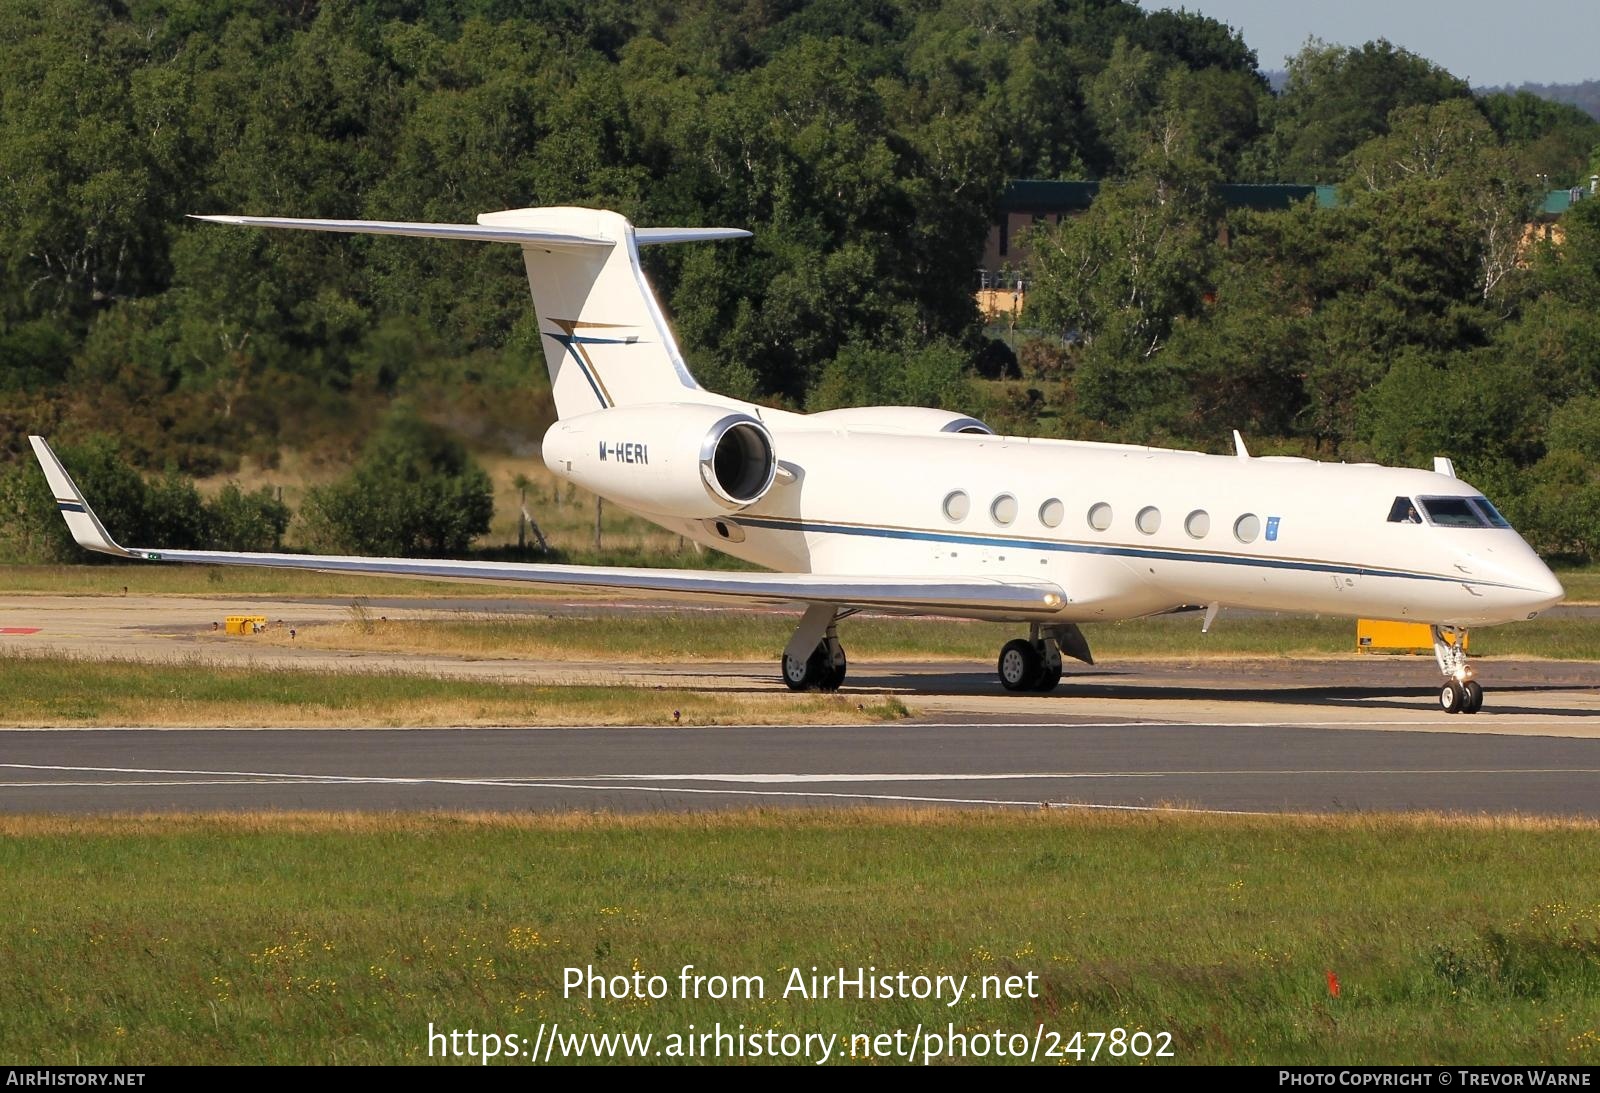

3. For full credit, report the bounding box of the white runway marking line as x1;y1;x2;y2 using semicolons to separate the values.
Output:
0;765;1260;814
3;762;1597;790
1;761;1594;816
0;780;356;788
597;768;1600;781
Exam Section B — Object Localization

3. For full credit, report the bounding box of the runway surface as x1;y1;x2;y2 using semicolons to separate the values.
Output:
2;591;1598;817
5;717;1600;816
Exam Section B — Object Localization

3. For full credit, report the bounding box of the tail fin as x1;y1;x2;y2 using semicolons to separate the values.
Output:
191;207;750;419
482;207;723;418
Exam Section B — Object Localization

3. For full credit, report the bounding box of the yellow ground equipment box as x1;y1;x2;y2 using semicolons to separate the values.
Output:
224;614;268;636
1356;619;1465;654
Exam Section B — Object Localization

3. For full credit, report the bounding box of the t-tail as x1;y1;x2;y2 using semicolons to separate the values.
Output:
190;207;750;419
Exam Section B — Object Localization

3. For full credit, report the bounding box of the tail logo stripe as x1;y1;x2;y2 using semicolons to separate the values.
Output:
544;318;646;411
545;330;611;408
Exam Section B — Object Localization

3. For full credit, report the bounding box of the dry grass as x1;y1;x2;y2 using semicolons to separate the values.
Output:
2;807;1597;838
256;608;1600;663
0;650;911;727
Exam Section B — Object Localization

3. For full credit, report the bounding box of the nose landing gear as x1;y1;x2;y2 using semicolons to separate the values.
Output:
1432;624;1483;714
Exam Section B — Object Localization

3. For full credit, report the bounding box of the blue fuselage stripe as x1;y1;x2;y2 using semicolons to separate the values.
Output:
735;516;1490;589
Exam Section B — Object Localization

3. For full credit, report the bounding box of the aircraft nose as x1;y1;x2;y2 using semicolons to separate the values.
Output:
1499;551;1564;617
1462;546;1563;618
1522;563;1565;615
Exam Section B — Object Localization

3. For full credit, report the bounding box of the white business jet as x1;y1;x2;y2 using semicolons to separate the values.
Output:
30;206;1564;714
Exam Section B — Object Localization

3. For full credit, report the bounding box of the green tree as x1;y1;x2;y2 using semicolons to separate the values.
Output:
1270;39;1471;181
300;405;493;556
807;340;975;411
1479;90;1600;188
1346;100;1539;305
208;484;292;552
1026;123;1220;425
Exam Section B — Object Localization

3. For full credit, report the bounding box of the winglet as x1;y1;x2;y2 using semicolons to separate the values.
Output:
27;437;135;557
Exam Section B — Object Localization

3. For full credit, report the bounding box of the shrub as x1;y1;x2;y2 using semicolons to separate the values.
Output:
299;405;493;557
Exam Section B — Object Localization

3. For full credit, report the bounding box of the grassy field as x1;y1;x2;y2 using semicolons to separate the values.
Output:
1;811;1597;1065
1555;566;1600;604
266;609;1600;662
0;653;908;727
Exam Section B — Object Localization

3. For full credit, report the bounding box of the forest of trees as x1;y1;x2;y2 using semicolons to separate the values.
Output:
1481;80;1600;124
1;1;1599;558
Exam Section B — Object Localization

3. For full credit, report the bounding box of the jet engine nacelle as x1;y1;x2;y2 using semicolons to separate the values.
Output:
541;403;777;517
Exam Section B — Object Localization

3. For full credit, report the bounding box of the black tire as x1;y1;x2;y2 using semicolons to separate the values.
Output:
1032;660;1063;692
825;647;848;690
998;639;1043;691
1462;680;1484;714
1439;680;1465;714
782;643;831;691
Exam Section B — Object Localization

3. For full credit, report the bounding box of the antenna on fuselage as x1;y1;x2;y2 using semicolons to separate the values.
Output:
1433;457;1457;478
1232;430;1250;459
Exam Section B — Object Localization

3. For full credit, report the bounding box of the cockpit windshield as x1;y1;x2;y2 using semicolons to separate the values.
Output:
1421;497;1484;527
1469;497;1512;528
1389;496;1514;529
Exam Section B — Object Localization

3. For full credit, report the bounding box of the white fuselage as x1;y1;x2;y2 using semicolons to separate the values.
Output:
596;417;1564;628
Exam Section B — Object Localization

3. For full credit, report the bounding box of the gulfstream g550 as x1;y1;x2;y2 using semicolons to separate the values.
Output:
30;206;1564;714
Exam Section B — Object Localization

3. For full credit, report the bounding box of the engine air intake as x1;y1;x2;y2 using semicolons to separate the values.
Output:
704;417;776;505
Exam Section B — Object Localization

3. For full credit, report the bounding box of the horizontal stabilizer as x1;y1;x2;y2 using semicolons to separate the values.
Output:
191;213;752;248
188;214;613;248
634;227;753;245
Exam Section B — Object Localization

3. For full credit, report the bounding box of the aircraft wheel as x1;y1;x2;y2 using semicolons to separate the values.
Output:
1032;660;1063;692
998;639;1043;692
1439;679;1466;714
824;647;848;690
782;643;836;692
1462;680;1484;714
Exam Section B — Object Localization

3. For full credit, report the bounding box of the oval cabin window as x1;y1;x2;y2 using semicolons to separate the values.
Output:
1038;498;1064;528
943;490;970;522
991;494;1018;525
1234;513;1261;543
1087;502;1113;531
1136;506;1161;535
1185;510;1210;539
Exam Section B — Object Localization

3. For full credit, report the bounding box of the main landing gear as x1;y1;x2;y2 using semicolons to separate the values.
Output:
781;606;848;691
1432;624;1484;715
997;623;1093;693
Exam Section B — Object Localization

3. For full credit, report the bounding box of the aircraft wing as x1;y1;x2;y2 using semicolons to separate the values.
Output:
29;437;1064;618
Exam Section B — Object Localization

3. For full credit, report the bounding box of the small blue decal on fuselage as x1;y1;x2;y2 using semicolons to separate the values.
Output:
1266;516;1280;541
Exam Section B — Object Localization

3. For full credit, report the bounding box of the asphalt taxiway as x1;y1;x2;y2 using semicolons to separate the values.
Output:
4;714;1600;817
1;592;1598;816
